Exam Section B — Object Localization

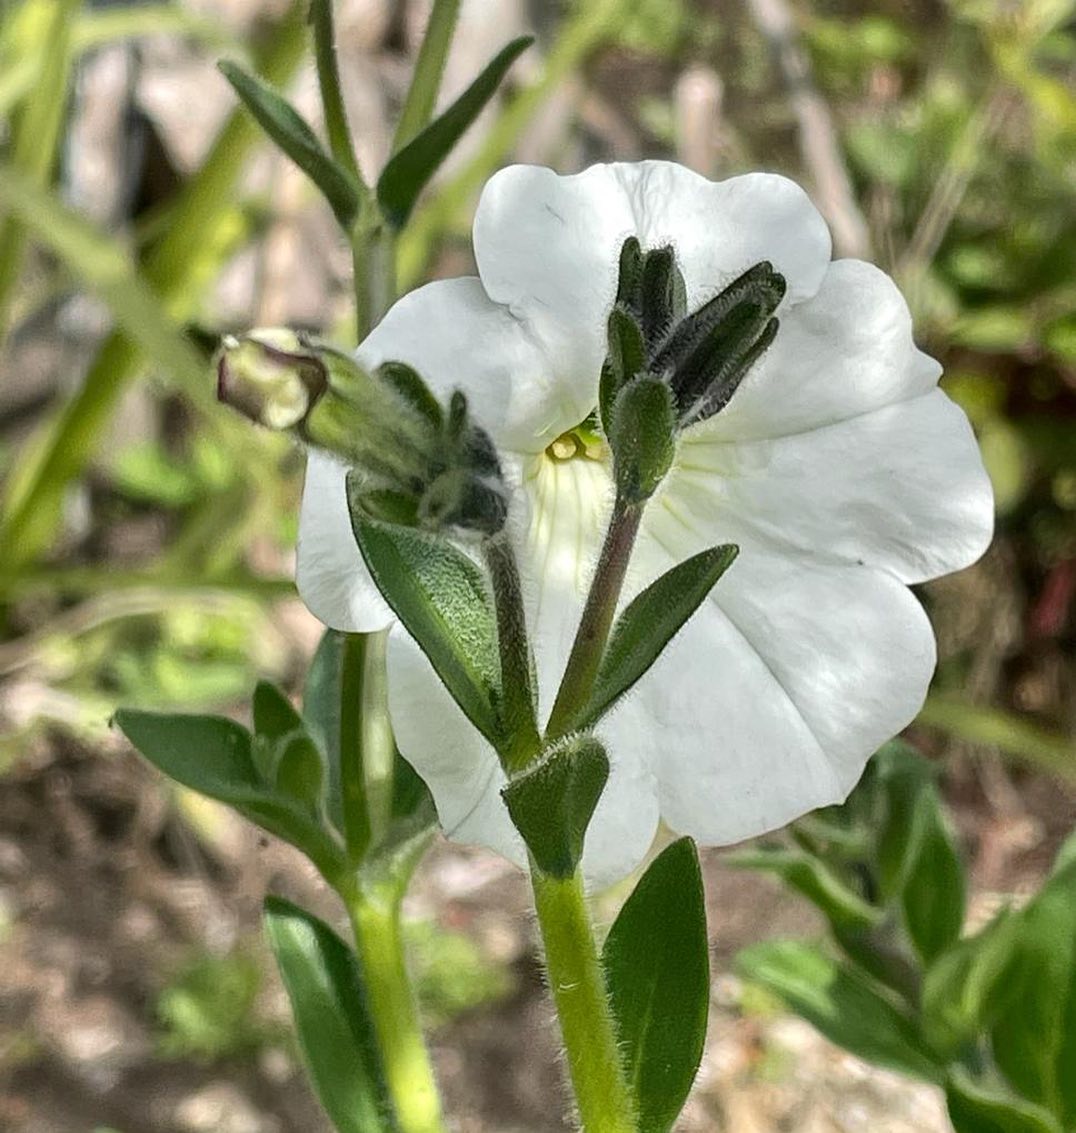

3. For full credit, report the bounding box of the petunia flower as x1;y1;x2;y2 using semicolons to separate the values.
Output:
297;162;993;887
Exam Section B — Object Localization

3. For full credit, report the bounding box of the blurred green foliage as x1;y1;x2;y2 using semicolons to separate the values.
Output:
408;919;514;1027
156;947;273;1062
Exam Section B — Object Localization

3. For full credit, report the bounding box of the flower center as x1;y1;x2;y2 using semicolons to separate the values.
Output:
545;419;607;463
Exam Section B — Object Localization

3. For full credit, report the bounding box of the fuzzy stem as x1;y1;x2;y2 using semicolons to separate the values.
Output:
345;883;447;1133
532;868;638;1133
545;497;642;740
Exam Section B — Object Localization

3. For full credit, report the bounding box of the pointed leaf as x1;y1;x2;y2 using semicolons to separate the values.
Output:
349;507;503;749
991;853;1076;1125
218;59;361;228
263;897;397;1133
576;545;738;730
114;709;344;880
502;736;608;878
920;908;1019;1055
377;36;532;228
736;940;943;1083
901;792;966;964
602;838;709;1133
946;1068;1063;1133
254;680;303;740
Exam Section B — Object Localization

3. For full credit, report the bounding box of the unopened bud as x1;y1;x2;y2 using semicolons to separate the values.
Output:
216;329;326;429
216;329;509;537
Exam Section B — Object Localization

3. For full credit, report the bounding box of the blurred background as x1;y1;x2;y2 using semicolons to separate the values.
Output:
0;0;1073;1130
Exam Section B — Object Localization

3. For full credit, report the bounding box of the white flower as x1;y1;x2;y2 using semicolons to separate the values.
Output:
297;162;993;887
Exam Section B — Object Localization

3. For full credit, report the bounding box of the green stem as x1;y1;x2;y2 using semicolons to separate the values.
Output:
310;0;364;183
345;883;447;1133
531;868;637;1133
483;532;541;770
391;0;461;153
545;497;642;739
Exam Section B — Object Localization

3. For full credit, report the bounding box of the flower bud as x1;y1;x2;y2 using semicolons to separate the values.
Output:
216;329;509;537
216;329;326;429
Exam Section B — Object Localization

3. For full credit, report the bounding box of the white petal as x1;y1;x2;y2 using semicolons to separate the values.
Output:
386;630;524;864
473;165;832;385
356;275;576;453
666;389;994;584
607;163;832;306
296;450;392;632
695;258;944;442
473;165;634;423
602;538;937;846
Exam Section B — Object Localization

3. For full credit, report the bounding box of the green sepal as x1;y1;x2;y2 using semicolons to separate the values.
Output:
610;375;677;503
217;60;361;229
113;709;344;881
501;735;608;878
263;897;397;1133
377;360;444;432
599;304;648;438
347;504;504;750
946;1068;1064;1133
638;245;685;344
377;35;533;228
726;846;881;932
602;838;709;1133
573;544;738;731
736;940;943;1083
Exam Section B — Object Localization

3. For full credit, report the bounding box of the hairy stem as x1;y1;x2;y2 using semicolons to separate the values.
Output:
532;868;637;1133
345;883;447;1133
545;497;642;739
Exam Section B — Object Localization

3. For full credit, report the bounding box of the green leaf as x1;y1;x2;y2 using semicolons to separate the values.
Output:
736;940;943;1083
502;736;608;878
920;908;1019;1056
348;508;503;749
263;897;396;1133
217;59;361;228
114;709;343;880
377;35;532;228
901;793;966;964
390;0;462;152
726;847;880;931
990;854;1076;1125
575;545;737;730
946;1068;1063;1133
874;744;966;962
253;680;303;740
274;733;325;810
602;838;709;1132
